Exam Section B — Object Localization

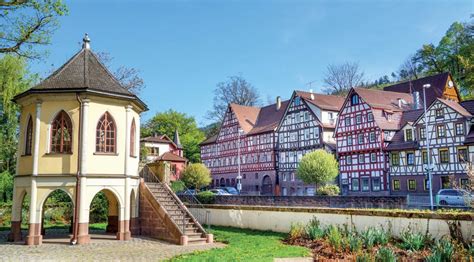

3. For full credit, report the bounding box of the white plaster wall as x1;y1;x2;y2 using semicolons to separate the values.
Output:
190;207;473;242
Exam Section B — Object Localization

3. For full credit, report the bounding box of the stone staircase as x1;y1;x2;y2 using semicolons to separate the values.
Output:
144;182;208;245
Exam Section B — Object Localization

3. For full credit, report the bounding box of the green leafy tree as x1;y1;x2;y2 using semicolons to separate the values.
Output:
142;109;205;163
296;149;339;187
181;163;211;190
0;0;68;59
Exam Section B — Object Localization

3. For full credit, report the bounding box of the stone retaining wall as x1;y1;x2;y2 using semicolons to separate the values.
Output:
181;195;407;209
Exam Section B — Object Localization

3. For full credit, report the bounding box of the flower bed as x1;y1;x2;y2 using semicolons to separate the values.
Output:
285;217;473;261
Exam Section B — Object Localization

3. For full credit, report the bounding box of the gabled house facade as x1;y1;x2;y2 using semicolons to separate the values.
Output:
275;91;344;196
335;88;414;196
387;99;471;195
200;101;287;195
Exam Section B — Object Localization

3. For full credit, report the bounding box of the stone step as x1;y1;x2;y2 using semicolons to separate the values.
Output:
187;237;207;245
186;232;204;238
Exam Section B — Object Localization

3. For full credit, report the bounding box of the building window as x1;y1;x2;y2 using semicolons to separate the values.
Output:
424;179;429;191
255;173;259;179
435;108;444;118
291;173;295;181
282;173;287;181
96;112;116;153
370;153;377;163
369;132;376;142
422;151;428;164
439;148;449;163
356;114;362;124
345;117;350;126
347;136;353;146
390;152;400;166
351;178;359;191
392;180;400;191
408;179;416;191
460;178;469;189
24;116;33;155
346;155;352;164
457;147;468;162
406;152;414;165
419;127;426;140
130;118;136;157
372;178;381;191
455;123;464;136
358;134;364;144
243;174;246;179
441;176;450;189
304;111;309;121
282;187;287;196
367;112;374;122
405;129;413;141
437;125;446;138
294;97;301;106
358;154;365;164
351;94;359;105
51;110;73;153
361;178;370;191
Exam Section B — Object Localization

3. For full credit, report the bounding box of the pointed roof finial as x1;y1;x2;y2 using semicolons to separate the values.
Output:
82;33;91;49
174;129;183;149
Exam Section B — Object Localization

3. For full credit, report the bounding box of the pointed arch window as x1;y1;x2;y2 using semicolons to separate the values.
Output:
50;111;73;153
96;112;116;153
24;116;33;155
130;118;136;157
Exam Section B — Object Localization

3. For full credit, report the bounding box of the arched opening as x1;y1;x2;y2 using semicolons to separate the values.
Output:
40;189;74;243
220;178;225;187
89;189;121;240
261;175;273;195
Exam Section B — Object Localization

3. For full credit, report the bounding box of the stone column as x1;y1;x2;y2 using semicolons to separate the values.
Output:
118;105;132;240
77;99;90;244
26;100;42;245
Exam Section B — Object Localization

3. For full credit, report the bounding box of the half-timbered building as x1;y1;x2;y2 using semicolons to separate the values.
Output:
200;100;288;195
335;88;414;196
387;99;471;194
275;91;344;196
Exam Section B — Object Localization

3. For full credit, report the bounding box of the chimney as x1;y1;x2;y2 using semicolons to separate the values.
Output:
276;96;281;111
412;91;421;109
397;98;406;108
309;89;314;100
82;33;91;49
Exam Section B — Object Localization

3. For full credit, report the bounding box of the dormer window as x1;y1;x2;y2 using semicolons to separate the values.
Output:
351;94;359;105
405;129;413;141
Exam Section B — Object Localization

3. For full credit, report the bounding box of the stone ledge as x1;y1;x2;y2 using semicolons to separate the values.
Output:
188;204;473;221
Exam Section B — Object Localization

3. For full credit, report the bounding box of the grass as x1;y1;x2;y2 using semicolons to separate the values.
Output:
0;222;107;232
170;226;310;262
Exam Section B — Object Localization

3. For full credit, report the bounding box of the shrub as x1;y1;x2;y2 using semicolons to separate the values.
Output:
289;223;306;242
376;247;397;262
171;180;186;193
296;149;339;186
327;225;343;251
399;229;429;251
356;253;373;262
348;233;363;253
196;191;215;204
317;184;340;196
361;227;389;249
305;217;325;240
181;163;212;190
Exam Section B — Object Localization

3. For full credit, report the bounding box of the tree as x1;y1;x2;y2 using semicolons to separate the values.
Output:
0;0;68;59
323;62;365;96
207;74;260;123
181;163;212;190
142;109;205;163
201;122;220;139
296;150;339;187
96;51;145;95
396;55;423;81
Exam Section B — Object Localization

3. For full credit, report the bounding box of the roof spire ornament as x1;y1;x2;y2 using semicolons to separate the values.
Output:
82;33;91;49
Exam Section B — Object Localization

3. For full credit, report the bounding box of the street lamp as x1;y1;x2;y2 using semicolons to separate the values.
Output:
236;129;244;194
422;83;434;210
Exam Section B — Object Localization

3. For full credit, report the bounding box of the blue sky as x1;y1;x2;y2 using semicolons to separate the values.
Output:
29;0;472;126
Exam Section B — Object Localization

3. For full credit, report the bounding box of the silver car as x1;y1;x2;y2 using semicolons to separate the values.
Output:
436;189;473;207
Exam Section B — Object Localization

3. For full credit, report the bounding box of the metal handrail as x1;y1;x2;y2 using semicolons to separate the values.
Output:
139;165;210;234
177;183;211;230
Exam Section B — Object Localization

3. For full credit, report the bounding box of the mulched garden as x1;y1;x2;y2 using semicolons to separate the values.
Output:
284;217;473;261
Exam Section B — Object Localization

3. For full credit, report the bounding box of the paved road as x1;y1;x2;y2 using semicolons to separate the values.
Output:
0;230;224;262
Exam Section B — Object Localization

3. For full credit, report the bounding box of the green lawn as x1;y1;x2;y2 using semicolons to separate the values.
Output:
170;226;310;262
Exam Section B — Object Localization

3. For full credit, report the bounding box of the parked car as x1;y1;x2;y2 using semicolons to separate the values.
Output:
218;187;239;195
209;189;232;196
177;189;197;196
436;189;473;207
